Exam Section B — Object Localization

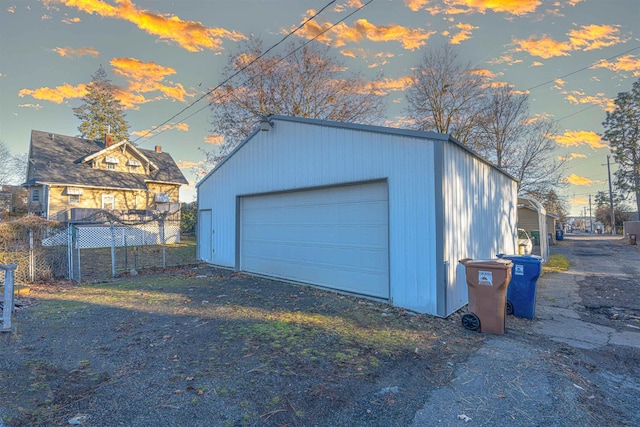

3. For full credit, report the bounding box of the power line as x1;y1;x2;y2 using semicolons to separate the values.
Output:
138;0;377;144
132;0;339;144
552;104;600;124
526;44;640;92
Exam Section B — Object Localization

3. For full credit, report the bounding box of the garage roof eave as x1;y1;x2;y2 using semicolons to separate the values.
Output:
196;127;262;189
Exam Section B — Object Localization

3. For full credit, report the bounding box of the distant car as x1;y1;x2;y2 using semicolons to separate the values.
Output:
517;228;533;254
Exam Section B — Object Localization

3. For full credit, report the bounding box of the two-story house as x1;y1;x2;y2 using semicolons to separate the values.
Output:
23;130;188;221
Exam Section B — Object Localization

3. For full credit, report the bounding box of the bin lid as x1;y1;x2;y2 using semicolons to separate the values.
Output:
497;254;543;264
459;258;512;269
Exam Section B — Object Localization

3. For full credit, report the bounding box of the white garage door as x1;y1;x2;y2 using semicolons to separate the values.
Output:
240;182;389;299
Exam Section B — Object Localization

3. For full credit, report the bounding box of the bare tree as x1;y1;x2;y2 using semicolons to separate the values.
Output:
533;189;568;221
594;190;629;230
0;141;26;185
476;85;529;168
477;86;564;195
404;45;485;147
205;38;387;165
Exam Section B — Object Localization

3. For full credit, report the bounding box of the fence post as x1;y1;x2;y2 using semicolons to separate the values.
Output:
29;229;35;282
1;264;17;333
76;225;82;282
110;221;116;277
67;223;74;280
160;217;166;268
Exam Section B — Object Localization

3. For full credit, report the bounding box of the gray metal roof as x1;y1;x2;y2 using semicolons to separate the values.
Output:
23;130;188;189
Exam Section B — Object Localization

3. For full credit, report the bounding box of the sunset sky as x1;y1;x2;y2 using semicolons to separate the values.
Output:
1;0;639;215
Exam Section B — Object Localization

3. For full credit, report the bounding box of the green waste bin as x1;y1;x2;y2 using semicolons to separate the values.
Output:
530;230;540;246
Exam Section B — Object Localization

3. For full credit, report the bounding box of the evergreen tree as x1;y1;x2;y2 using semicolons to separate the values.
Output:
73;66;130;142
602;78;640;214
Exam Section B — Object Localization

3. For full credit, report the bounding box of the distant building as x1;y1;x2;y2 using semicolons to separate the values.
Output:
23;130;188;222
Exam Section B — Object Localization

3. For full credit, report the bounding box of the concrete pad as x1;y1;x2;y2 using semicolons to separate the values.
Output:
533;318;614;350
609;331;640;349
535;305;582;320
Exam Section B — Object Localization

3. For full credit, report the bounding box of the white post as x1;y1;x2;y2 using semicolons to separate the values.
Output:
1;264;18;332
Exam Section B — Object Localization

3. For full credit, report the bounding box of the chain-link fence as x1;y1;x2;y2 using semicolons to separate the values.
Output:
0;216;67;283
1;212;197;283
65;219;195;281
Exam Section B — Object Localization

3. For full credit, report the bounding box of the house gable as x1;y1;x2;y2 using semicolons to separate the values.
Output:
80;140;159;174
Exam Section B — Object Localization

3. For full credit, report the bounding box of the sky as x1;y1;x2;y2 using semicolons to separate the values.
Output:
1;0;639;216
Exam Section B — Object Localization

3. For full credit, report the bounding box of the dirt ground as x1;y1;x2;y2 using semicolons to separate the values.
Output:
0;235;638;427
1;267;487;427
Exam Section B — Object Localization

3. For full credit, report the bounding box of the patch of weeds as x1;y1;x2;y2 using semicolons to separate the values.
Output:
267;396;281;408
544;254;571;272
334;349;359;363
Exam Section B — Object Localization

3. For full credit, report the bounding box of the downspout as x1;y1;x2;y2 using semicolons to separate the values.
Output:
44;184;50;219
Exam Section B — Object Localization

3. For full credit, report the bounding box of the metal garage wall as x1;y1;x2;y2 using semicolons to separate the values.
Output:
197;118;443;314
440;142;518;316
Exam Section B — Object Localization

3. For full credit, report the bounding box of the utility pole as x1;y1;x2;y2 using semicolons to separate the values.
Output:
607;155;616;235
589;194;593;233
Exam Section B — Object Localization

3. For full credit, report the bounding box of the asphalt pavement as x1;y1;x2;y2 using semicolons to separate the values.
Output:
534;233;640;350
412;233;640;427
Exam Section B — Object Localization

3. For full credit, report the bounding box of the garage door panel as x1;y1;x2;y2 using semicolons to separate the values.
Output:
243;241;387;270
243;223;387;247
241;182;389;299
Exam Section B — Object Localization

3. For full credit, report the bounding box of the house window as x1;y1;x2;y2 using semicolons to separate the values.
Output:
102;194;115;210
105;156;119;171
155;192;171;203
126;159;141;173
31;188;40;202
68;194;80;205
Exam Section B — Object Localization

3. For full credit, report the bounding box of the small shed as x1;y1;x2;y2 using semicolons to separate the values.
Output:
197;116;518;316
518;196;549;260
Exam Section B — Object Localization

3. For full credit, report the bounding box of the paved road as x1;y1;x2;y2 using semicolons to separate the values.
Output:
412;234;640;427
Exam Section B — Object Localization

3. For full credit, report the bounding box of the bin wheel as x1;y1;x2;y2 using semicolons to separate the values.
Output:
506;301;514;315
461;313;480;331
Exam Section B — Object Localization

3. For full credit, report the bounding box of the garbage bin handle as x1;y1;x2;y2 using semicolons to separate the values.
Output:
459;258;472;265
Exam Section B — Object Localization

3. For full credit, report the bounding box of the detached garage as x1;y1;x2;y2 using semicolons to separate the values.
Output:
197;116;518;317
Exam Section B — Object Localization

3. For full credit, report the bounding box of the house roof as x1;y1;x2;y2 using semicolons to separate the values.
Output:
197;115;519;188
23;130;188;190
79;139;159;171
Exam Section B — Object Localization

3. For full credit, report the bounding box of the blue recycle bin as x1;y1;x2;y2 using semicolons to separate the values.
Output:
556;229;564;241
497;254;543;319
